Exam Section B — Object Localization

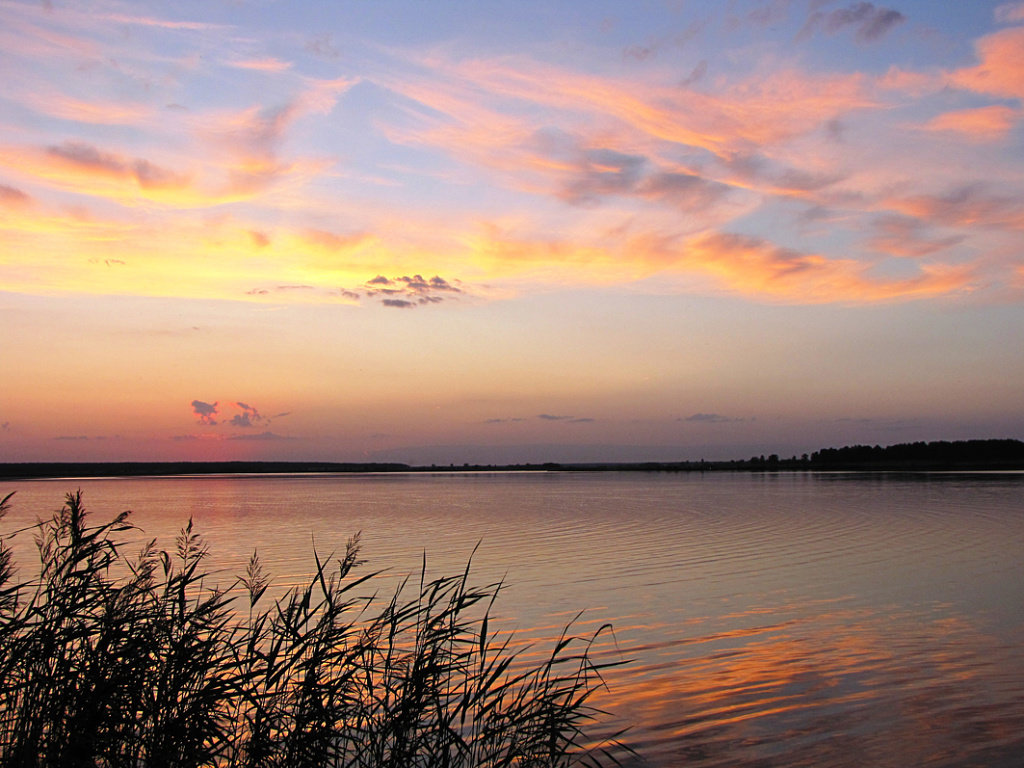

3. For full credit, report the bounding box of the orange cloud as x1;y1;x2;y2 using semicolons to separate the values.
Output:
594;608;1017;766
949;26;1024;100
469;226;627;275
463;223;976;304
45;142;189;190
682;232;974;303
0;142;205;207
920;105;1019;141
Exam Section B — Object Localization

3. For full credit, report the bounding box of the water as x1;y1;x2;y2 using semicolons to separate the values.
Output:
2;471;1022;767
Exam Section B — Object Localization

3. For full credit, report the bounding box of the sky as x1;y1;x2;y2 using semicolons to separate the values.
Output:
1;0;1023;465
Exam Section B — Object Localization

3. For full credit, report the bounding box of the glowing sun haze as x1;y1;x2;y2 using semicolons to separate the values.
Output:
1;0;1023;464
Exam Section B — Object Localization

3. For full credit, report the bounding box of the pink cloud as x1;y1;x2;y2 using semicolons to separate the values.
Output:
45;141;190;190
887;185;1024;231
25;94;153;126
0;7;101;60
920;105;1019;142
381;54;872;187
196;77;353;197
225;57;294;72
0;185;32;207
949;26;1024;100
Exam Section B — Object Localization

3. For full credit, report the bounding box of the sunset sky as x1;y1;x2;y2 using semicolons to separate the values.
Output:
2;0;1023;464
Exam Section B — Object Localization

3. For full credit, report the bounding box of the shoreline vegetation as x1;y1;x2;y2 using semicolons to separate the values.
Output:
0;491;631;767
2;439;1024;480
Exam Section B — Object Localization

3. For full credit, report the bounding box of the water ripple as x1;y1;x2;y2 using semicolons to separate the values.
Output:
2;471;1023;767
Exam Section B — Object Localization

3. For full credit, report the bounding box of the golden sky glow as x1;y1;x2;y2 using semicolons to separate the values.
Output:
1;0;1023;462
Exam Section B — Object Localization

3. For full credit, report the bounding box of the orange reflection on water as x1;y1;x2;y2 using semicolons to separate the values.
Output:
584;604;1024;767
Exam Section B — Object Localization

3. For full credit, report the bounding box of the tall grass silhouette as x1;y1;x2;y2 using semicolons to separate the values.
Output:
0;491;630;767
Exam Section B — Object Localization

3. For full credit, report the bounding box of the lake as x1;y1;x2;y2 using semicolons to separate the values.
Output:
1;471;1022;767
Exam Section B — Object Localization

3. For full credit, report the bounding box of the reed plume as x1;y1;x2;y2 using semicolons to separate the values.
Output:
0;492;631;768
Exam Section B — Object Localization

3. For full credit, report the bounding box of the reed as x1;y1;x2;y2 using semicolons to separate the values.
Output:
0;492;631;768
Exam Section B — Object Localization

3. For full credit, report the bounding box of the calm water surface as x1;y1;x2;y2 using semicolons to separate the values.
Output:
2;471;1023;767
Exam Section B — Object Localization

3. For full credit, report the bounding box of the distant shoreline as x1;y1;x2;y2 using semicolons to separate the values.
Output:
3;439;1024;480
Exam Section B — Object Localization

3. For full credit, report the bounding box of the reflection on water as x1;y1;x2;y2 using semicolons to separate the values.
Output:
2;471;1023;767
601;605;1024;767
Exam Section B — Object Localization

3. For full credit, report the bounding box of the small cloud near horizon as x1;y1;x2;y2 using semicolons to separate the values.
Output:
228;431;295;441
230;401;263;428
537;414;595;423
683;413;744;424
52;434;121;441
191;399;218;425
171;430;295;442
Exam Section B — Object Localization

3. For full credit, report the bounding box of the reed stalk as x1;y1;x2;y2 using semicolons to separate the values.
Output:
0;492;631;768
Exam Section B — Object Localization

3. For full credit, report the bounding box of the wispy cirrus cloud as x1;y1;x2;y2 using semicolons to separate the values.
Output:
886;184;1024;231
46;141;189;190
99;13;228;32
681;232;976;303
194;78;354;198
464;221;981;304
0;185;31;206
23;93;154;126
0;142;203;206
0;0;1020;312
225;57;294;73
528;131;735;212
382;53;872;177
866;215;964;259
